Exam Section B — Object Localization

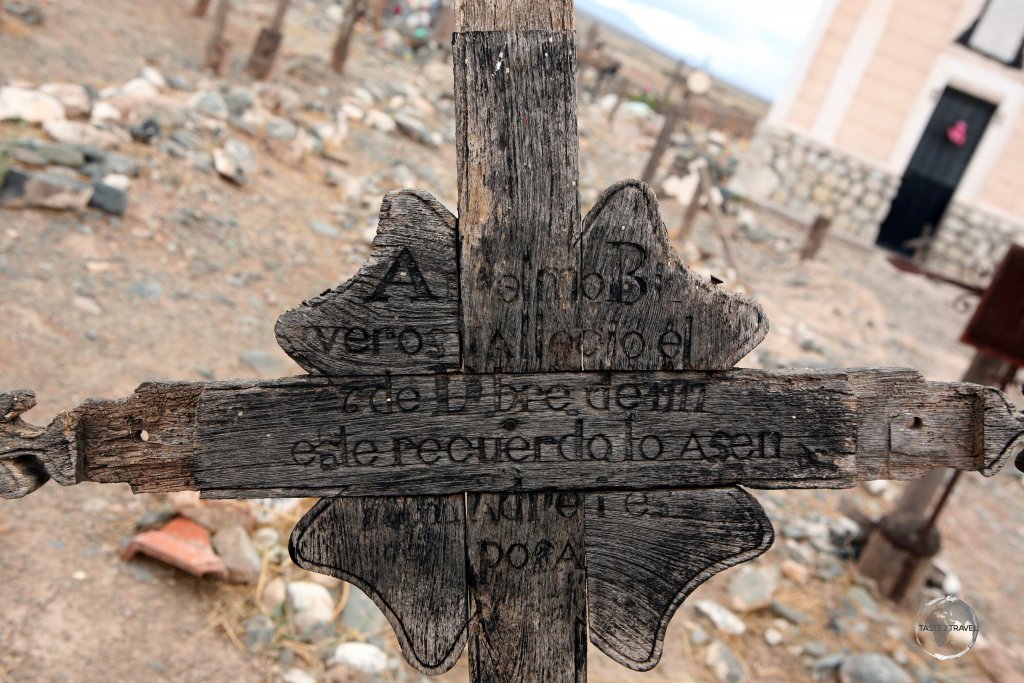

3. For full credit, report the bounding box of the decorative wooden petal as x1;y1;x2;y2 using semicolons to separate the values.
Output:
585;487;774;671
580;181;767;372
275;190;461;377
290;495;469;675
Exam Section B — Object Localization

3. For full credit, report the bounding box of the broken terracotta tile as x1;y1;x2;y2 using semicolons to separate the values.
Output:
122;516;229;579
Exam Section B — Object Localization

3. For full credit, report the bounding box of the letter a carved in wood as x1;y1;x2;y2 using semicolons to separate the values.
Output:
2;1;1023;681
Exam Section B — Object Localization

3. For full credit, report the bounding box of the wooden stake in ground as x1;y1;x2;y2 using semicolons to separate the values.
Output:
640;69;687;186
203;0;232;75
192;0;214;18
2;1;1024;681
245;0;291;80
331;0;366;74
799;215;831;261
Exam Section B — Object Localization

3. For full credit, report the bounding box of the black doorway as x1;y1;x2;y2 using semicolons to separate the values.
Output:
877;87;997;254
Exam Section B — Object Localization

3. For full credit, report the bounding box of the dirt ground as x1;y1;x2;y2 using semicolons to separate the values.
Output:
1;1;1023;682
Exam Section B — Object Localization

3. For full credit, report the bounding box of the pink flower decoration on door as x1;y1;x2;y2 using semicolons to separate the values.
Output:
947;119;969;147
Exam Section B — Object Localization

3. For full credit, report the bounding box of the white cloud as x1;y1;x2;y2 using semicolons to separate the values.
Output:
582;0;824;99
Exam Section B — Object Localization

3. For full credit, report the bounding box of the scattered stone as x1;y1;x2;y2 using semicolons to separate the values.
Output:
90;101;122;125
780;558;810;585
89;182;128;215
0;87;64;123
214;138;256;185
705;640;746;683
261;577;287;613
801;641;829;658
694;600;746;635
365;110;396;133
28;141;86;167
245;614;275;652
135;508;176;532
394;113;442;148
845;585;879;615
5;1;45;25
224;86;256;117
166;74;193;91
0;171;93;210
326;642;390;674
811;653;845;673
728;564;778;612
189;90;230;119
130;118;161;144
838;653;911;683
43;121;120;149
139;67;167;90
689;625;709;646
72;295;102;315
241;350;283;375
310;220;341;239
865;480;890;496
169;129;204;152
128;280;163;300
212;525;262;583
39;83;91;119
167;491;257;532
102;152;141;177
117;78;160;102
764;627;784;646
325;665;374;683
252;527;280;550
287;581;337;641
771;601;808;625
341;587;388;634
281;669;317;683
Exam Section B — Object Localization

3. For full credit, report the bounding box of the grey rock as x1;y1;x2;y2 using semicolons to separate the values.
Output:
341;587;388;635
845;585;879;615
310;220;341;239
170;129;204;151
839;653;911;683
1;170;93;210
244;615;275;652
689;625;710;646
266;117;298;141
214;138;256;185
166;74;193;91
130;118;161;144
241;350;283;375
811;653;846;672
801;641;829;658
135;508;176;532
705;640;746;683
102;152;142;177
281;669;317;683
89;183;128;215
772;600;808;624
694;600;745;635
224;87;256;117
212;525;261;583
32;141;86;167
325;642;389;674
0;86;62;122
5;1;45;25
394;113;442;148
129;280;164;300
286;581;336;641
189;90;229;119
728;564;778;612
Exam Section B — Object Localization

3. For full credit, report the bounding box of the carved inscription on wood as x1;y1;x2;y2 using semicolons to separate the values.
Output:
275;190;461;376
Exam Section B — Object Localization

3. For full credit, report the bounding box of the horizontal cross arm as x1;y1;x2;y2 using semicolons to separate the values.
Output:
3;368;1021;500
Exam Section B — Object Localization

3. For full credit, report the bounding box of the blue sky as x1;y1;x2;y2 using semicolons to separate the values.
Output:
577;0;825;101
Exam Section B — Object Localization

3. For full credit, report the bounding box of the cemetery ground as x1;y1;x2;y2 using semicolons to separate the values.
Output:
1;1;1023;681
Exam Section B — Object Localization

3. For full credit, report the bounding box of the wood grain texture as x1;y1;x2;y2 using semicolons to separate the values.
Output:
5;371;1020;499
276;190;460;377
0;391;80;498
189;369;1024;497
466;492;586;682
585;488;773;670
455;0;573;31
290;495;468;674
455;31;581;373
580;181;767;371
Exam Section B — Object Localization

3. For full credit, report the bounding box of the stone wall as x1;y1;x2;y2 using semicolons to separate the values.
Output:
732;123;1024;286
731;123;900;243
931;203;1024;286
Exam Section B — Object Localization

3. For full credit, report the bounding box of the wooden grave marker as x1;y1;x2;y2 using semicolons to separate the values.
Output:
3;1;1024;680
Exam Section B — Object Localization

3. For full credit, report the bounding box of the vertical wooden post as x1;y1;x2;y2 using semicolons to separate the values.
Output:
455;1;585;681
203;0;232;74
660;59;684;106
246;0;291;79
799;215;831;261
331;0;366;74
640;74;685;186
857;350;1013;604
677;169;705;243
192;0;214;18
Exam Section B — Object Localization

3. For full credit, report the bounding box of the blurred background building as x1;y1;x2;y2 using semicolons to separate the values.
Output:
732;0;1024;286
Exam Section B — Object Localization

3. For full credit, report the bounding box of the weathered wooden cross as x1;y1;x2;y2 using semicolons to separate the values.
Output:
3;2;1024;680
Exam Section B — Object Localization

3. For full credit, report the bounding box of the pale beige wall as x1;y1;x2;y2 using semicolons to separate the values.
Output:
786;0;868;130
836;0;966;162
